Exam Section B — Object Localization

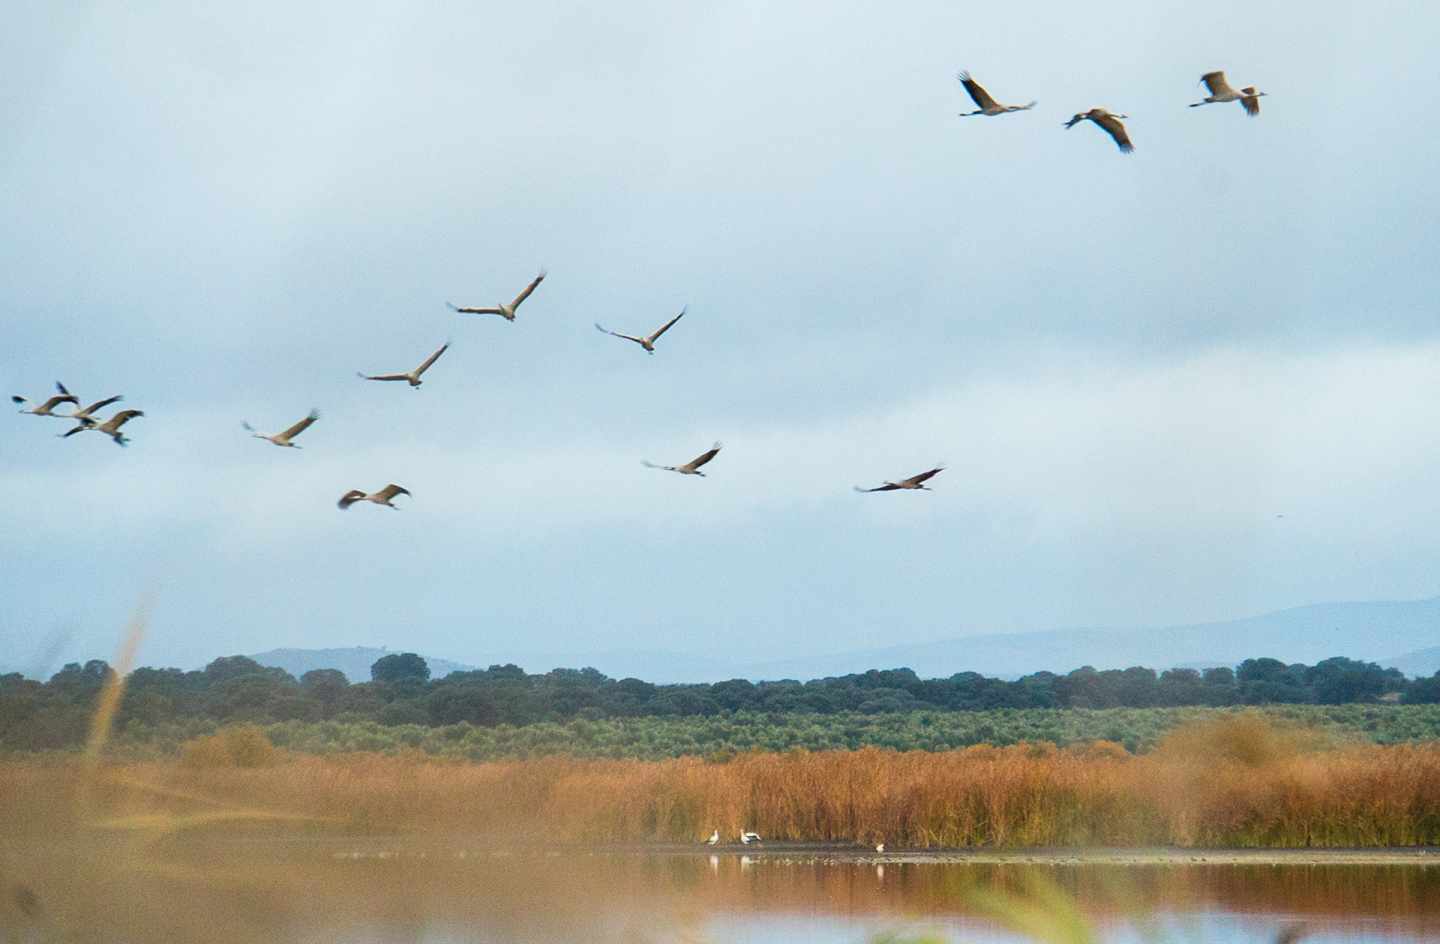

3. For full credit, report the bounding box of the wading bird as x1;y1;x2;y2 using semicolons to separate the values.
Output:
1064;109;1134;152
594;307;686;354
61;409;144;446
447;271;547;322
357;342;449;388
854;467;944;493
1190;71;1266;116
740;830;761;844
875;842;885;854
956;71;1036;116
643;442;722;476
706;830;720;845
12;382;78;417
337;483;411;510
243;409;319;448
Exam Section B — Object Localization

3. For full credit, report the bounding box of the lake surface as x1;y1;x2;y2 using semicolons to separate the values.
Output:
6;839;1439;942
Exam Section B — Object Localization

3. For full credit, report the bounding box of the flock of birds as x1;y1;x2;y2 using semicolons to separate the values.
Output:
12;261;949;499
13;68;1266;506
958;68;1266;152
11;383;144;446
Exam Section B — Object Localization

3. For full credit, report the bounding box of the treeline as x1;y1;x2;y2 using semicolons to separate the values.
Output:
3;649;1439;752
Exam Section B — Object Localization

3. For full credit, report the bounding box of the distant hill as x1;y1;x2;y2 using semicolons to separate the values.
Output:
248;647;476;683
249;646;736;685
730;598;1440;682
244;597;1440;685
1382;646;1440;679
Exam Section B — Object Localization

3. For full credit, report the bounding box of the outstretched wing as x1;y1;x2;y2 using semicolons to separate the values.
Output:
448;302;504;315
854;483;900;493
55;381;72;397
685;442;722;471
109;409;144;428
415;342;450;376
1240;88;1261;116
648;307;686;343
79;395;123;415
279;409;320;441
901;467;944;487
1095;113;1133;152
510;270;547;308
1200;71;1235;97
376;483;411;502
358;371;409;382
957;71;999;111
337;489;366;510
596;323;646;345
39;394;78;411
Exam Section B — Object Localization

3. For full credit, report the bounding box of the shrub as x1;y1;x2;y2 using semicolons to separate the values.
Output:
180;724;279;768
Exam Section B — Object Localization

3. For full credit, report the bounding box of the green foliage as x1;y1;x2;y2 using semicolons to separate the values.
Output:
371;653;431;684
1;651;1435;755
54;704;1440;762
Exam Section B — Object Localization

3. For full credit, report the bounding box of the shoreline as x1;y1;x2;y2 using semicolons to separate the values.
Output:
601;843;1440;866
174;836;1440;867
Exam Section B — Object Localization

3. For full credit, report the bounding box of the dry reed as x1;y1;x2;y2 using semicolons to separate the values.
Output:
5;713;1438;848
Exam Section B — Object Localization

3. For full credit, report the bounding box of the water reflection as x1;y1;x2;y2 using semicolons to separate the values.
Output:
5;839;1438;943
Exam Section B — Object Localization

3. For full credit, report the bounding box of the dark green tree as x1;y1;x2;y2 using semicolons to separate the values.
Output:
371;652;431;684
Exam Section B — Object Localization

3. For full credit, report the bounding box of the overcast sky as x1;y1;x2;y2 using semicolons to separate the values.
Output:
5;1;1440;675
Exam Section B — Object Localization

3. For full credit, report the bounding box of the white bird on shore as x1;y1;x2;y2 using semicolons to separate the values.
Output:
875;842;885;853
956;71;1036;117
854;467;944;493
337;483;411;510
1064;109;1134;153
705;829;720;845
448;271;547;322
243;409;319;448
739;830;761;844
1190;71;1266;116
357;342;449;388
595;307;686;354
644;442;722;477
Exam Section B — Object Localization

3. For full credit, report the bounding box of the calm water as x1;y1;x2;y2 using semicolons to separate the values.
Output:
7;839;1439;943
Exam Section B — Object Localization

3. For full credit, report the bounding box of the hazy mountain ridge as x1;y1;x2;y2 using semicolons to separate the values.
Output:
730;597;1440;682
241;597;1440;684
1382;646;1440;679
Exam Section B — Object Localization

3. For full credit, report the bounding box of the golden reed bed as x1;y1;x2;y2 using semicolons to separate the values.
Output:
4;715;1439;848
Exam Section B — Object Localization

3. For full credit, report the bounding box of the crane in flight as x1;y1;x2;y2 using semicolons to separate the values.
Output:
1064;109;1134;152
643;442;722;477
337;483;411;510
854;467;944;492
595;307;686;354
447;271;547;322
357;342;449;388
956;71;1036;116
1190;71;1266;116
243;409;320;448
61;409;145;447
12;382;78;417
